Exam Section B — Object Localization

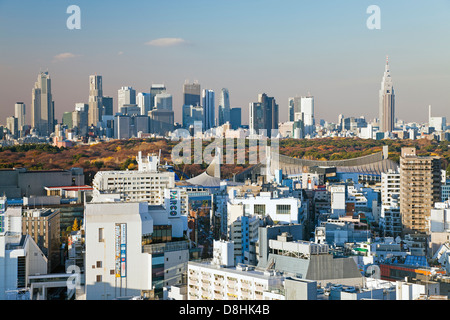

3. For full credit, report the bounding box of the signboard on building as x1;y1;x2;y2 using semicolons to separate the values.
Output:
165;189;181;218
115;223;127;278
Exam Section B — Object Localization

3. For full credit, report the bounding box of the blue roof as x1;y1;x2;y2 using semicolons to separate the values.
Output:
404;255;429;268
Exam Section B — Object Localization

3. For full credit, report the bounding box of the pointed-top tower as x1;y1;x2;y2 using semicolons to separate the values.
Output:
379;56;395;133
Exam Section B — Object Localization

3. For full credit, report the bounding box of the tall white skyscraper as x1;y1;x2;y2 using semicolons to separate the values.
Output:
88;75;103;127
14;102;26;132
31;71;54;137
118;86;136;112
379;56;395;133
202;89;215;130
301;95;315;136
137;92;151;115
218;88;230;126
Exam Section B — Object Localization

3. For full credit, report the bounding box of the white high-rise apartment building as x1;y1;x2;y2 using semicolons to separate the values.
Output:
92;152;175;205
381;170;400;206
380;170;402;237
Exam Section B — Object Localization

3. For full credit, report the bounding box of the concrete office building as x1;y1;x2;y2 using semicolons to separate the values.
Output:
400;147;442;234
84;197;190;300
31;71;54;137
230;107;241;130
14;102;26;133
88;75;103;127
0;167;85;199
114;114;131;139
92;152;175;205
148;109;174;136
118;86;136;112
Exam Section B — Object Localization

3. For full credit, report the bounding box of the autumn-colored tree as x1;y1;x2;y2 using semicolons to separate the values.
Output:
72;218;80;232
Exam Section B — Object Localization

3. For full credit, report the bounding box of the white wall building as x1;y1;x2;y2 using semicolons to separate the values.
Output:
92;152;175;205
330;185;346;217
228;192;303;224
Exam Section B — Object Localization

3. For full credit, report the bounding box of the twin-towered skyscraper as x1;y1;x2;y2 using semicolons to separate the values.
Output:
31;71;54;137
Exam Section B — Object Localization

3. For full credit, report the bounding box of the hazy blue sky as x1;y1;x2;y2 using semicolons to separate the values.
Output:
0;0;449;125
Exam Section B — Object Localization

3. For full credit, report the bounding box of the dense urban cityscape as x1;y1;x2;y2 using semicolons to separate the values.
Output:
1;1;450;308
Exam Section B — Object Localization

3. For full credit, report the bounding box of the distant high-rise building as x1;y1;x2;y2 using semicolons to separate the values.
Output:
230;107;242;130
88;75;103;127
118;86;136;112
218;88;231;126
6;116;18;138
154;93;173;110
400;147;441;235
73;103;89;136
31;71;54;136
182;104;203;129
288;98;295;122
202;89;215;130
114;114;131;139
428;105;446;132
62;112;73;129
183;81;201;107
14;102;26;132
150;84;166;109
379;57;395;133
249;93;278;137
300;96;315;136
149;109;174;136
136;92;151;115
102;96;113;117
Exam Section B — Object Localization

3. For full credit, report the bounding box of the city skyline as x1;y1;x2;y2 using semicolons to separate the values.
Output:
0;1;449;126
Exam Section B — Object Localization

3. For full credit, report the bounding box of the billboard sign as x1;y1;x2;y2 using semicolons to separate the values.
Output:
165;189;180;218
115;223;127;278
